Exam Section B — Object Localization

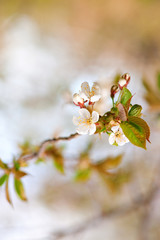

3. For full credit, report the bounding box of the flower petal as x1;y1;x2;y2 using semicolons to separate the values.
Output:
79;108;90;119
92;82;101;95
92;111;99;123
123;135;129;143
116;138;126;146
73;93;84;105
91;95;101;102
79;91;89;101
111;125;120;133
81;82;90;95
88;124;96;135
73;116;83;126
109;133;116;145
76;125;89;135
79;82;90;100
116;135;129;146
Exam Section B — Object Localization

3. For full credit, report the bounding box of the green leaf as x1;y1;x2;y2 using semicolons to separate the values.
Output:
112;142;118;146
157;72;160;91
74;168;91;182
13;160;20;171
104;170;131;193
97;155;123;171
117;103;127;121
35;158;45;164
5;178;12;205
14;170;28;179
128;104;142;117
128;116;150;142
0;174;8;186
0;159;8;169
100;127;106;133
120;87;132;108
14;178;27;201
120;121;146;149
54;159;64;174
111;107;119;116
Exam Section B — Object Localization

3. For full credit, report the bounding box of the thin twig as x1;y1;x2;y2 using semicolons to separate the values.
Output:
21;133;79;162
51;183;159;240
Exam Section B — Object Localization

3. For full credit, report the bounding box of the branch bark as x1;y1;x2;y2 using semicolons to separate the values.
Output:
20;133;79;162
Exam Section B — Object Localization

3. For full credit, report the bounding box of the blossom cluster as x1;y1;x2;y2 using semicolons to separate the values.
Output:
72;76;130;146
73;82;100;135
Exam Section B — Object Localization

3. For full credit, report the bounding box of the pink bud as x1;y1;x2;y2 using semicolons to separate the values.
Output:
110;85;119;98
118;73;130;90
122;73;130;82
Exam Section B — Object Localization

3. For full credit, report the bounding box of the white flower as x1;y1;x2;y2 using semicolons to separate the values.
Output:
73;93;84;107
73;108;99;135
109;125;129;146
79;82;101;103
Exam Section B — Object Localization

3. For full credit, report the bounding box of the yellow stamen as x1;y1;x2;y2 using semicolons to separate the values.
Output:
115;130;121;138
78;117;93;126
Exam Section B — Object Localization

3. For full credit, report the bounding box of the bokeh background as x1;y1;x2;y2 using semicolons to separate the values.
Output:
0;0;160;239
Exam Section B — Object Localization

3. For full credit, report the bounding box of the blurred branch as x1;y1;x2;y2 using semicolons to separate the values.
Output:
0;133;79;204
52;183;159;240
21;133;79;162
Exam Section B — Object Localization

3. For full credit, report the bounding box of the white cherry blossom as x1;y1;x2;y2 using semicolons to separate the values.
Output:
73;93;84;108
79;82;101;103
109;125;129;146
73;108;99;135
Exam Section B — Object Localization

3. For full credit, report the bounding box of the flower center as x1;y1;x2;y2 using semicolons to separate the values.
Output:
77;116;93;125
86;118;93;125
89;90;95;98
115;130;121;138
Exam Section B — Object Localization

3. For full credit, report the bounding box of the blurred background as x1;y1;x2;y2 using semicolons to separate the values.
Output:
0;0;160;239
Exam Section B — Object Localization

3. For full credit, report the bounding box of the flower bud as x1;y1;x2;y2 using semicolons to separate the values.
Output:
122;73;130;82
128;104;142;117
118;73;130;90
118;79;127;89
110;85;119;98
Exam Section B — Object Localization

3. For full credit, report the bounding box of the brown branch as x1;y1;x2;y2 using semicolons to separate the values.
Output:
20;133;79;162
51;183;159;240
